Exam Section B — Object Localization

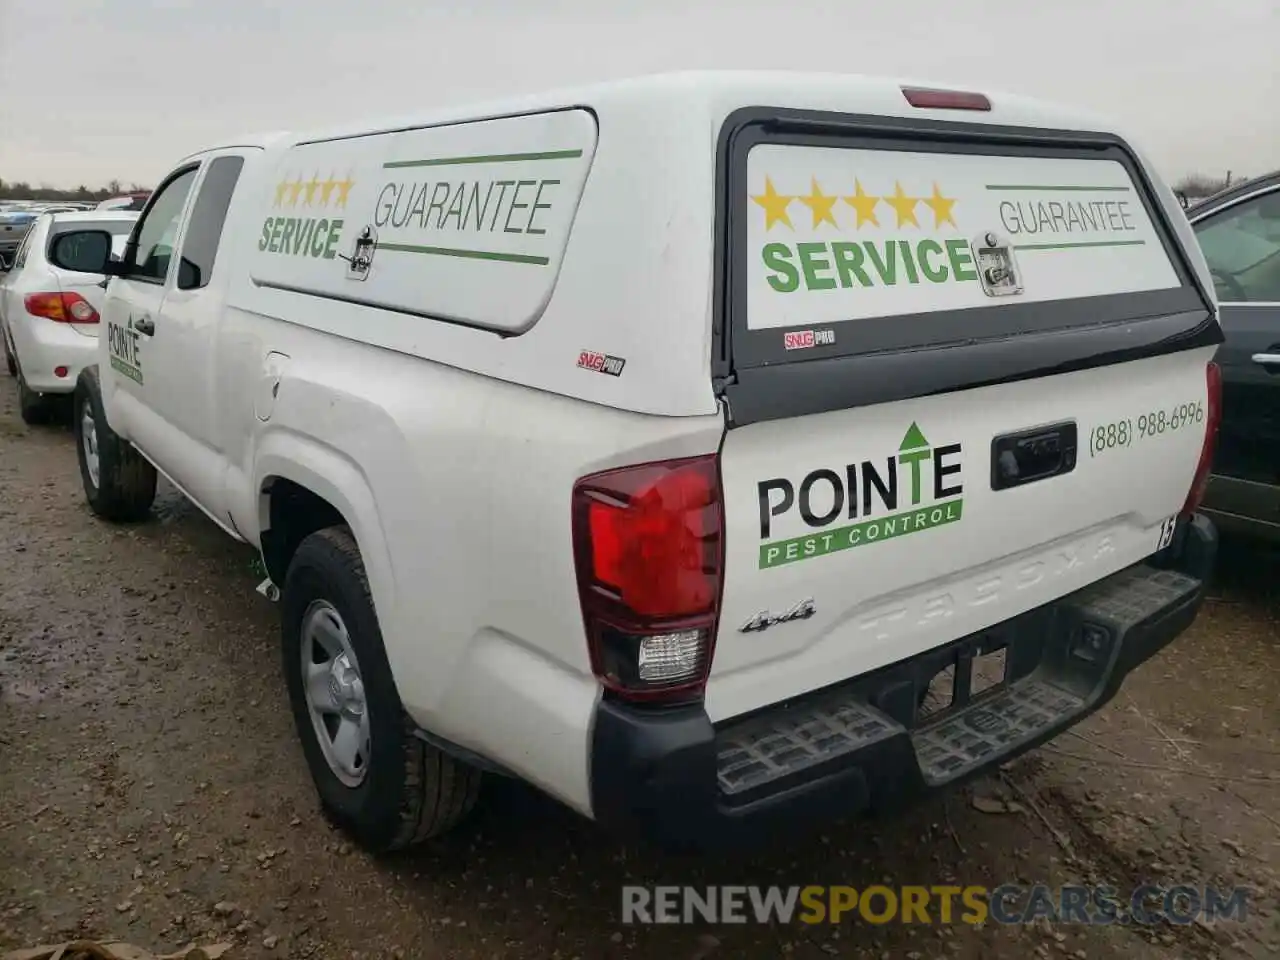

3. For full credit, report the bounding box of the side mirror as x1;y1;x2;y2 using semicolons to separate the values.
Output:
48;229;116;274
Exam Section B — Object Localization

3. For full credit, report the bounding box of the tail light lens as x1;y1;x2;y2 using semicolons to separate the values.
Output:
24;292;100;324
1180;361;1223;518
572;454;724;702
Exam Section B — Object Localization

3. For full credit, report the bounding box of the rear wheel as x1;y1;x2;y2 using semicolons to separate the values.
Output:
74;367;157;522
281;526;481;852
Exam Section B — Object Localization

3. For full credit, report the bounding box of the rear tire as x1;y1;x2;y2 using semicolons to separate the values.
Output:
16;369;52;425
3;336;15;377
74;367;157;522
282;526;481;852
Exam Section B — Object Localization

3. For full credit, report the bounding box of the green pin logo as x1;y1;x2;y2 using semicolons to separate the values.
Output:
898;422;931;506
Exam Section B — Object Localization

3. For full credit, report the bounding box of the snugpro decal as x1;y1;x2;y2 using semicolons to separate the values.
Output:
107;317;143;385
756;423;963;570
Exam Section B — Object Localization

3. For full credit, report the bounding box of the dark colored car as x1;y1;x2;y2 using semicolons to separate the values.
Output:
1187;172;1280;539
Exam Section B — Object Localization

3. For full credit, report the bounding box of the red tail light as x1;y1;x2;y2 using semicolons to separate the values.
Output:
1180;361;1223;518
24;292;99;324
902;86;992;111
572;454;724;702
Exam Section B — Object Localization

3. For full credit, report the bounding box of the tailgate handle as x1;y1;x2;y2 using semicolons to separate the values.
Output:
991;422;1077;491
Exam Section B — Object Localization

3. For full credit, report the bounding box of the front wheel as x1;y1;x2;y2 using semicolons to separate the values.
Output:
281;526;481;852
73;367;157;522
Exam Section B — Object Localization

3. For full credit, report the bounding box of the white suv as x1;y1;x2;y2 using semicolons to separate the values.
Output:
0;211;138;423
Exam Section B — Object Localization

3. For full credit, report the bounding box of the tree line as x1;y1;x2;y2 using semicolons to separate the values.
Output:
0;178;151;201
1173;173;1243;198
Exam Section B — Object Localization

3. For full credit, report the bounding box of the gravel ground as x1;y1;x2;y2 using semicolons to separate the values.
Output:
1;375;1277;960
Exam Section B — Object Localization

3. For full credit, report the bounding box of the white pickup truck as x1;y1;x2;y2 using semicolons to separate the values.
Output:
49;71;1223;853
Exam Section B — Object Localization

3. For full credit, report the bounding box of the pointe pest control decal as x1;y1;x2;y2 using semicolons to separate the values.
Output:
577;350;626;376
107;316;145;385
756;422;964;570
745;146;1180;330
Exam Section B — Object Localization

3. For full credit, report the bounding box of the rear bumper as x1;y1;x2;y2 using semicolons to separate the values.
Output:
10;318;98;393
588;514;1217;849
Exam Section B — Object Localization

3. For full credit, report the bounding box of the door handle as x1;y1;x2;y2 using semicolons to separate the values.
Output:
1252;353;1280;365
992;421;1078;490
133;316;155;336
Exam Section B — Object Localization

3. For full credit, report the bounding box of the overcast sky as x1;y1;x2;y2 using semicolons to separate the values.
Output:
1;0;1276;188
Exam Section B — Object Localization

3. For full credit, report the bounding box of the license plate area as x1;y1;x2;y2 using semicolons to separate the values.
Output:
917;636;1009;724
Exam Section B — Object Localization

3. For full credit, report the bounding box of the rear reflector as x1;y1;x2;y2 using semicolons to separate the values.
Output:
24;291;100;324
902;86;992;111
572;455;724;702
1180;361;1223;518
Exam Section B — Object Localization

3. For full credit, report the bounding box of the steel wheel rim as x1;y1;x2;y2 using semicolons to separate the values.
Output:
81;404;100;489
300;599;370;787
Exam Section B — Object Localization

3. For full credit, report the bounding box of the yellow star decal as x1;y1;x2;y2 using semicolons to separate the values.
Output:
319;175;338;207
751;176;794;230
302;172;322;207
884;181;921;228
923;182;958;228
286;177;305;208
843;180;880;228
332;175;356;209
797;178;839;228
273;179;290;208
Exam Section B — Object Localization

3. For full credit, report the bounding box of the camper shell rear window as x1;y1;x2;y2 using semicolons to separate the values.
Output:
713;108;1217;424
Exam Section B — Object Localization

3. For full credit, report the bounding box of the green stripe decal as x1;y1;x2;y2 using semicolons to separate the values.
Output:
1013;239;1148;251
378;242;549;265
759;498;963;569
382;149;584;170
985;184;1132;192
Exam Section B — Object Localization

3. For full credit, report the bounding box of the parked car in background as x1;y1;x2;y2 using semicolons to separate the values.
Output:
0;211;138;423
0;211;38;269
1187;171;1280;540
96;192;151;212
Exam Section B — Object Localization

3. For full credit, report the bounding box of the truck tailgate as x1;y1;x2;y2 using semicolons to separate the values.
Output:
711;350;1214;722
707;118;1218;723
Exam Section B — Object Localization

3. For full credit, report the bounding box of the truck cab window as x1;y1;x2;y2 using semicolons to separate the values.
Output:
178;156;245;290
129;167;198;284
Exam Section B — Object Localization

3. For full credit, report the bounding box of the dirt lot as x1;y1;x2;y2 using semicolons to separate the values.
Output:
0;378;1277;960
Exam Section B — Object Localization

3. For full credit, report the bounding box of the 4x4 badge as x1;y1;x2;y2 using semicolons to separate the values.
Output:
739;598;817;633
